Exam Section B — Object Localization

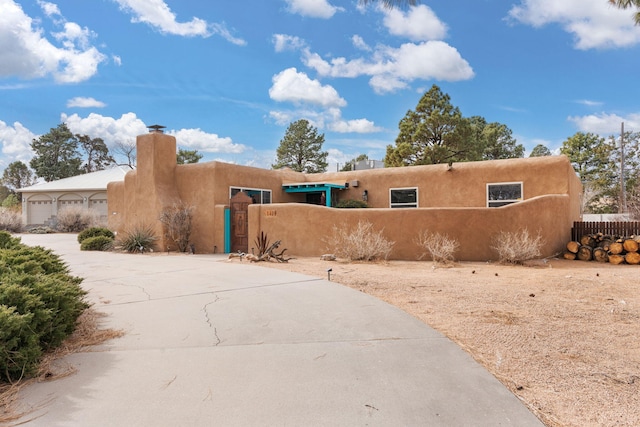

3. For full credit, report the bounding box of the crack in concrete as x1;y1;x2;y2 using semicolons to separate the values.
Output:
202;295;221;346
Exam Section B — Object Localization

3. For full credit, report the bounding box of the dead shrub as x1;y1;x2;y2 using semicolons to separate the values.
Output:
414;230;459;265
0;207;22;232
55;206;99;232
159;202;194;252
491;228;544;264
326;220;394;261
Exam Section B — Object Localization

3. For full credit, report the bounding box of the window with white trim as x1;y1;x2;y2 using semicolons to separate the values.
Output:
486;182;522;207
390;188;418;208
230;187;272;204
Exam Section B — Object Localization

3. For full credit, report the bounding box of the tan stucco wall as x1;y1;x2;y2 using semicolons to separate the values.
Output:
108;130;582;259
108;132;180;249
249;194;575;261
299;155;579;208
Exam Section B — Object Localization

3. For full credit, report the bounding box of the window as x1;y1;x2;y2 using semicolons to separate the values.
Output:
230;187;272;204
487;182;522;207
390;188;418;208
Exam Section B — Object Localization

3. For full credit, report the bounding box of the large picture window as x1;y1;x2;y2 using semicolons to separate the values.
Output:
390;188;418;208
230;187;272;204
487;182;522;207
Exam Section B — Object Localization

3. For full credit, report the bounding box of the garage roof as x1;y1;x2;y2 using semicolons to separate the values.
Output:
19;166;133;193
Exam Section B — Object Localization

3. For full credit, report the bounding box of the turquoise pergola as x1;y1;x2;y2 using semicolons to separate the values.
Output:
282;182;347;207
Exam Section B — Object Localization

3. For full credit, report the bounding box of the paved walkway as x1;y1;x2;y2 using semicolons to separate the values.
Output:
15;233;544;426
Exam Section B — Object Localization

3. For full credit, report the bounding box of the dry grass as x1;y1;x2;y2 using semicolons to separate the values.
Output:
325;220;394;261
492;228;544;264
55;206;102;232
159;202;194;252
0;308;124;425
414;230;459;265
0;208;22;233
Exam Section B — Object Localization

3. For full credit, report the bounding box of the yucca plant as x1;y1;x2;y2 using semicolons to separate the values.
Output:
116;226;158;253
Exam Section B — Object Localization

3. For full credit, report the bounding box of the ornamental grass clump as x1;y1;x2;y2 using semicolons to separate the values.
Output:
326;220;394;261
116;225;158;253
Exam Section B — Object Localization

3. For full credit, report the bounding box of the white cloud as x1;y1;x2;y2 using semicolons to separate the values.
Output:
508;0;640;49
273;34;306;52
114;0;246;44
381;4;448;41
37;0;61;18
62;112;148;146
62;112;245;155
0;120;36;165
576;99;603;107
283;0;343;19
302;41;474;94
351;35;371;51
269;67;347;108
268;107;381;135
168;128;245;154
67;97;107;108
329;118;382;133
0;0;106;83
210;22;247;46
568;112;640;134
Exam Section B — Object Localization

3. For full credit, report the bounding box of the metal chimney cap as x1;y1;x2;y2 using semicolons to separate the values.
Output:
148;124;166;133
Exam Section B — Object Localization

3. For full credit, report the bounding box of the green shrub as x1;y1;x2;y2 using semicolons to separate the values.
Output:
336;199;368;208
0;305;41;380
0;230;21;249
77;227;115;244
116;225;158;253
80;235;114;251
0;241;87;382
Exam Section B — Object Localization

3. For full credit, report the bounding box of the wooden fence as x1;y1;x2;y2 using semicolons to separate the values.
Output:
571;221;640;241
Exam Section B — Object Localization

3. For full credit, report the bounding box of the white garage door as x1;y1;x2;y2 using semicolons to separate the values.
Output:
90;198;108;217
28;200;53;225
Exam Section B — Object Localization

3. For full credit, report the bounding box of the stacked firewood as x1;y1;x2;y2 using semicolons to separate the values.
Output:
564;233;640;264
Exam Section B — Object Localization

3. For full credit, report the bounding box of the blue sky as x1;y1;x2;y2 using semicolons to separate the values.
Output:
1;0;639;171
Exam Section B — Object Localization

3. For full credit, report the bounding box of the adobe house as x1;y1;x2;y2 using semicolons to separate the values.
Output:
19;166;131;227
108;130;582;261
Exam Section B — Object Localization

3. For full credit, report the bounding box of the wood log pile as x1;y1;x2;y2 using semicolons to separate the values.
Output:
564;233;640;265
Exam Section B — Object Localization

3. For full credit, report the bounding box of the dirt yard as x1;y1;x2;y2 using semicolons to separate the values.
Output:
252;257;640;427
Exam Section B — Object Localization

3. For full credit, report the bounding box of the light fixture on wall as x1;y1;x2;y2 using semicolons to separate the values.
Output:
362;189;368;202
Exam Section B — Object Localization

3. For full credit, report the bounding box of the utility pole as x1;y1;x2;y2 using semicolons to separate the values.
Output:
620;122;626;214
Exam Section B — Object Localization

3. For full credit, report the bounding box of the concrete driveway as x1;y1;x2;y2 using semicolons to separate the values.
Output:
14;233;544;426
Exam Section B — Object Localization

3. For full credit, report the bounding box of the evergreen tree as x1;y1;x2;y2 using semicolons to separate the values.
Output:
177;148;203;164
529;144;551;157
273;119;328;173
76;134;115;173
385;85;474;166
30;124;82;182
2;161;34;200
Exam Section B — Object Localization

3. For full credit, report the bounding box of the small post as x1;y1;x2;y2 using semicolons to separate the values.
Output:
327;268;332;281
